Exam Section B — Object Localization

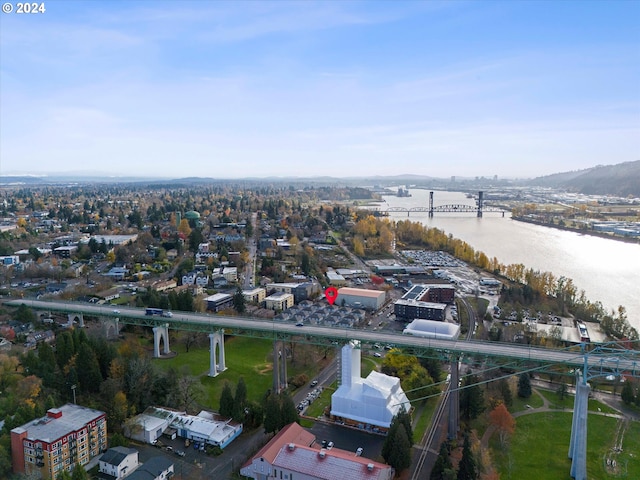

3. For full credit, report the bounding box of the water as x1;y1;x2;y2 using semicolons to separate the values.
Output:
382;189;640;332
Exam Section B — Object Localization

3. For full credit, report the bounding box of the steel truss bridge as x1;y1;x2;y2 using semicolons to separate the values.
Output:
8;299;639;376
8;298;640;480
379;191;507;217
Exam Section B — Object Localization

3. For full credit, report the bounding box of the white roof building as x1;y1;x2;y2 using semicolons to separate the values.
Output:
331;342;411;431
402;319;460;340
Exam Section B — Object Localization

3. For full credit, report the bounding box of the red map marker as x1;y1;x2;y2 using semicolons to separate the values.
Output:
325;286;338;306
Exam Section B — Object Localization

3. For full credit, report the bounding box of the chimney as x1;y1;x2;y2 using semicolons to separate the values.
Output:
288;443;295;451
367;463;374;471
47;409;62;419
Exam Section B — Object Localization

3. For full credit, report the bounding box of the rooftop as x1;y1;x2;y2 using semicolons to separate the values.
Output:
12;404;105;444
338;287;385;298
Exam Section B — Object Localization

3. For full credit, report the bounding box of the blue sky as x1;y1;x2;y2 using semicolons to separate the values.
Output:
1;0;639;179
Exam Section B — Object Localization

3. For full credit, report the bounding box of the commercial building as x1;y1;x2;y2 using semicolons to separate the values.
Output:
331;342;411;431
240;422;393;480
326;270;347;286
265;292;294;311
243;287;266;304
125;407;242;450
205;293;234;312
393;284;454;321
336;287;386;311
11;404;107;479
266;281;320;303
394;299;446;321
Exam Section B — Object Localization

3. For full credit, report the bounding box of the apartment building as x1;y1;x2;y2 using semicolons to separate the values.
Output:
11;404;107;479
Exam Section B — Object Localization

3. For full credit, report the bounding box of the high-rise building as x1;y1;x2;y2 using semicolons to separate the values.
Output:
11;404;107;479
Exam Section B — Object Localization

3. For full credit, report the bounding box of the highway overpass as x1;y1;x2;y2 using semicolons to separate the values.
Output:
5;299;639;376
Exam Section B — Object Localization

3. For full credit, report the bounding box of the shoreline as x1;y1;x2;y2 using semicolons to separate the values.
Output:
511;216;640;245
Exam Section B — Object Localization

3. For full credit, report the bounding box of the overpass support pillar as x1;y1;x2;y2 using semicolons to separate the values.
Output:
568;376;589;480
208;330;227;377
272;341;288;393
448;358;459;440
152;324;170;358
69;313;84;328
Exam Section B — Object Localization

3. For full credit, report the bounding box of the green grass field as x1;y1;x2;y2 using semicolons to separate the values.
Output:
535;388;619;415
492;412;640;479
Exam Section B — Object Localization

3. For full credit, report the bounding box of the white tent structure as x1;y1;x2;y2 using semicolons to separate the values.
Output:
331;341;411;430
402;319;460;340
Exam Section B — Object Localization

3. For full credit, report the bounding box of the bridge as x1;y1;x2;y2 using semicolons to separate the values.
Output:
7;299;640;480
379;191;507;217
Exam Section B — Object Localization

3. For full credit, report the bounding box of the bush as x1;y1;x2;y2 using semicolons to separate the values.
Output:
289;374;309;388
206;445;223;456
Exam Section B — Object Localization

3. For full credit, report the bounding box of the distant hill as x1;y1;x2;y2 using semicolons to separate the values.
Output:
528;160;640;197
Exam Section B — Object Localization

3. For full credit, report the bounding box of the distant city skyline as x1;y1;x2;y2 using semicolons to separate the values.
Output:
1;1;638;179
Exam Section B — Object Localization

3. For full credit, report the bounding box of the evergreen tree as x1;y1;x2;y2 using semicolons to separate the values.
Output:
76;343;102;393
382;412;412;471
460;374;485;421
56;332;74;370
457;433;477;480
234;377;248;420
219;382;235;419
71;465;88;480
263;393;282;435
56;470;72;480
279;392;299;429
621;380;635;405
517;373;532;398
499;378;513;407
396;407;414;444
431;441;454;480
233;286;246;313
386;423;412;472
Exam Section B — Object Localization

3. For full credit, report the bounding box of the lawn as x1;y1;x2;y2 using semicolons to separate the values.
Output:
154;336;275;410
536;388;619;415
492;412;640;479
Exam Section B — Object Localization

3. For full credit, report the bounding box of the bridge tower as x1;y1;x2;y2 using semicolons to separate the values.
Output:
429;191;434;218
477;191;484;218
272;340;288;393
447;359;460;440
152;323;170;358
568;372;590;480
208;330;227;377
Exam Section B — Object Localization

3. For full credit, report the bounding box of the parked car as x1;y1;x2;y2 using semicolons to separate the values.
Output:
310;380;318;387
176;450;185;457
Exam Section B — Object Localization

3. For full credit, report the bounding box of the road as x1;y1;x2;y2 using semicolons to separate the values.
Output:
6;298;638;373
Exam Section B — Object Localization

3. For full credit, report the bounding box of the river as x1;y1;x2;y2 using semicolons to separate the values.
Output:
381;189;640;332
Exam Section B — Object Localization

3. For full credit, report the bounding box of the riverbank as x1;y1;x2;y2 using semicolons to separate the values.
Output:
512;216;640;245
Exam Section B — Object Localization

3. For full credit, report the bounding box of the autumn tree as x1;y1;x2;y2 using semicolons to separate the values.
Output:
489;402;515;447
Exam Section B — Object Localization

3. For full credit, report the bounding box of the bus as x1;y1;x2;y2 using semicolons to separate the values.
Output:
146;308;163;316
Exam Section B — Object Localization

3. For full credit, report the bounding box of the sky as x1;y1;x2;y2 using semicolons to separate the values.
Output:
1;0;639;179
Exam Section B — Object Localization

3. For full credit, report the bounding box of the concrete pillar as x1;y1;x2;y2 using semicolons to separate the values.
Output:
448;359;459;441
152;326;161;358
279;342;288;391
152;325;170;358
218;329;226;372
209;333;218;377
69;313;84;328
162;324;170;355
273;340;280;392
208;330;226;377
569;377;590;480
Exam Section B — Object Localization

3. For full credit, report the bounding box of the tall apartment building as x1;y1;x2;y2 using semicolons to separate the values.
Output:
11;404;107;479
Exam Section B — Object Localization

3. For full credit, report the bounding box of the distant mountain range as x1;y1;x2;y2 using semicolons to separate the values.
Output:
526;160;640;197
2;160;639;197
